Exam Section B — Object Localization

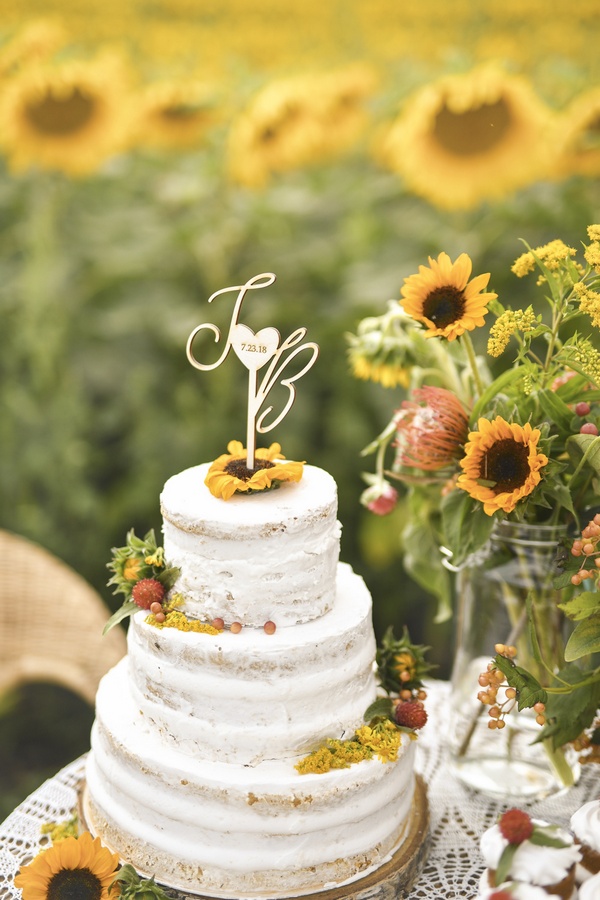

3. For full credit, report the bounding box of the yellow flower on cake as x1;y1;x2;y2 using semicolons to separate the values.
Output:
204;440;304;500
14;831;119;900
400;251;497;341
457;417;548;516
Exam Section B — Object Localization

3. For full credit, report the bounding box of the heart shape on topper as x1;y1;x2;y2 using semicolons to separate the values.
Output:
231;323;280;371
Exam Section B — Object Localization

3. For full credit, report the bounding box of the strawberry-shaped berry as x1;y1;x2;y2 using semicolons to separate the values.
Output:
394;700;428;730
131;578;165;610
498;808;534;844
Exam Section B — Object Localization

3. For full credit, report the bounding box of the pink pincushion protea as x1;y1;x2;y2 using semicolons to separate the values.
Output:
395;386;469;471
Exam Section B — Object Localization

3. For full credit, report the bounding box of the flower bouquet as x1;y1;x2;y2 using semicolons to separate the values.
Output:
348;228;600;796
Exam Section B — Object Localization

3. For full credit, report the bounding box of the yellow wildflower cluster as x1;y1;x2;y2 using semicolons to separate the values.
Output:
295;739;373;775
512;240;578;278
355;720;402;762
487;307;537;358
574;282;600;329
40;816;79;843
587;225;600;242
584;242;600;273
569;339;600;387
147;608;221;634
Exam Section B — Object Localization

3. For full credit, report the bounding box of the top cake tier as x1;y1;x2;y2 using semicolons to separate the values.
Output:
160;463;341;627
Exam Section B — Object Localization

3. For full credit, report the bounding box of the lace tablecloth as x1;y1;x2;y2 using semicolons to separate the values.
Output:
1;681;599;899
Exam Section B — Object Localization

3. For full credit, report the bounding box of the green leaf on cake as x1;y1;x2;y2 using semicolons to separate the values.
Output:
495;842;519;885
364;698;395;723
103;600;138;636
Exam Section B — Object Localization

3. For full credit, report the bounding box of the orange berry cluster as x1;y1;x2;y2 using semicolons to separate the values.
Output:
211;617;277;635
477;644;546;730
570;514;600;586
571;718;600;765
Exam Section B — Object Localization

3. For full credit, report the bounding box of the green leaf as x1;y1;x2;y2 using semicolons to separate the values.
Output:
440;489;496;568
537;664;600;748
528;827;571;849
567;433;600;477
493;654;547;710
470;365;528;423
102;600;138;635
565;611;600;660
496;842;519;885
402;512;452;623
536;388;575;436
558;591;600;621
364;698;394;722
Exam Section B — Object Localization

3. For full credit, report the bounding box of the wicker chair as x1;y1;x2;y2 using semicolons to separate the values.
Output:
0;529;126;705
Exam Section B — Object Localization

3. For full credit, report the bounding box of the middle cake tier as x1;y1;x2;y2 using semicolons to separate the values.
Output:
126;562;377;765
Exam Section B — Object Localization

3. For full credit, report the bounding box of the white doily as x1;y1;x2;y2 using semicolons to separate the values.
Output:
1;681;599;899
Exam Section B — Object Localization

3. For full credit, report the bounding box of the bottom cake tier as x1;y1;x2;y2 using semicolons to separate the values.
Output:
84;661;420;899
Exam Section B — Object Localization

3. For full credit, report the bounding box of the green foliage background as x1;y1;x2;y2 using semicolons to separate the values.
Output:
1;148;600;819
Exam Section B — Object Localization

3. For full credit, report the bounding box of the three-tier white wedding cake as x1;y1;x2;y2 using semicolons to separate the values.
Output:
83;461;423;898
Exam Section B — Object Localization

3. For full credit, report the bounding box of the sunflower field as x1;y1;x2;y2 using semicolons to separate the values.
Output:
1;1;600;817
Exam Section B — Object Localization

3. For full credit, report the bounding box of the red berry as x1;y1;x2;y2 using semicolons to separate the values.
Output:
498;808;534;844
576;401;592;416
580;422;599;435
264;621;276;635
394;701;428;730
131;578;165;610
366;484;398;517
490;893;513;900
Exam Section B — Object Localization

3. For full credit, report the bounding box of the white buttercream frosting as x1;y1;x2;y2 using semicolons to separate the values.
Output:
579;871;600;899
480;821;581;886
86;650;416;897
161;463;340;626
127;562;376;764
571;800;600;852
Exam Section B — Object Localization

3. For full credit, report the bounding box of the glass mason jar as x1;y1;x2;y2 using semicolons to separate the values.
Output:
447;521;581;800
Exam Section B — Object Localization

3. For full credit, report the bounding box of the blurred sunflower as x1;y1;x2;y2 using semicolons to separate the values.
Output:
227;74;325;187
14;831;119;900
0;19;66;78
0;53;136;176
315;65;377;159
553;87;600;178
379;66;555;209
135;79;219;151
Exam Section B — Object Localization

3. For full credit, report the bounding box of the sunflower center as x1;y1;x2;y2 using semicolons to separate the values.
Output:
25;87;96;136
433;97;512;156
422;285;466;328
481;438;530;493
225;458;275;481
159;104;201;122
47;867;103;900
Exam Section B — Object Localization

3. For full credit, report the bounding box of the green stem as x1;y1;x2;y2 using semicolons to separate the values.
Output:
460;331;484;399
544;739;576;788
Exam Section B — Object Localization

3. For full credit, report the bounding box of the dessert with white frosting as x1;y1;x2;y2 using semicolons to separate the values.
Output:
570;799;600;881
579;870;600;899
84;460;426;897
479;809;581;900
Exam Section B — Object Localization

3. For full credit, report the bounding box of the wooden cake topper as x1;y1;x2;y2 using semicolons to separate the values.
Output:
186;273;319;468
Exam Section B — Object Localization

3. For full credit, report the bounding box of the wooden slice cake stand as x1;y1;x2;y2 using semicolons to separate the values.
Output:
79;774;429;900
